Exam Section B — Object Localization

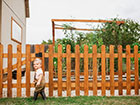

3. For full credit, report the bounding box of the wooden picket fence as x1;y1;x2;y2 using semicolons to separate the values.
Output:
0;44;140;98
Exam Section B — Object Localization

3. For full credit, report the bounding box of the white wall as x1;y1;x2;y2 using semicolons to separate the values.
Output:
1;0;26;53
1;0;27;68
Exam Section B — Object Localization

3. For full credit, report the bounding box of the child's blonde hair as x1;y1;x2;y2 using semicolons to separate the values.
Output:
34;58;42;64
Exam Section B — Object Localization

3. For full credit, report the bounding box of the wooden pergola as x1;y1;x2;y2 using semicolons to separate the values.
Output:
52;19;124;45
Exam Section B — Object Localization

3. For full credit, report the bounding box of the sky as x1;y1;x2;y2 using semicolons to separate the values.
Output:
26;0;140;44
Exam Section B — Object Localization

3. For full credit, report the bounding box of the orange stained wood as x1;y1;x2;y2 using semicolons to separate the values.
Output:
118;45;123;95
26;45;31;97
49;45;54;96
17;45;22;97
7;45;12;97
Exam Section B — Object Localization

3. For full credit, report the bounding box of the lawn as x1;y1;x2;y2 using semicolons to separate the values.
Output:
0;96;140;105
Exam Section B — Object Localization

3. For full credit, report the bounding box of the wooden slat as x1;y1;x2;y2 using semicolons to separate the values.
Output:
126;45;131;95
110;45;114;96
118;45;123;95
84;45;88;96
101;45;106;96
49;45;54;96
75;45;80;96
26;45;31;97
93;45;97;96
40;44;45;73
0;44;3;98
35;44;40;53
7;44;12;97
17;45;22;97
58;45;62;96
52;19;124;24
66;45;71;96
134;45;139;95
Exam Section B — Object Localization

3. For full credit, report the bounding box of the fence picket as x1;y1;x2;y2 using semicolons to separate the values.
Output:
101;45;106;96
7;44;12;97
58;45;62;96
66;45;71;96
93;45;97;96
75;45;80;96
0;44;3;98
40;44;45;73
26;45;31;97
84;45;88;96
118;45;123;95
17;45;22;97
134;45;139;95
126;45;131;95
110;45;114;96
49;45;53;96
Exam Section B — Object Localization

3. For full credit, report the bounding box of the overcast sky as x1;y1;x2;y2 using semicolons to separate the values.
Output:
26;0;140;44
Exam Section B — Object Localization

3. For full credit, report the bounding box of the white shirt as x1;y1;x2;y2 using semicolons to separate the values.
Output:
35;68;43;80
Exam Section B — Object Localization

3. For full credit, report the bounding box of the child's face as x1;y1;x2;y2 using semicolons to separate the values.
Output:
33;61;41;70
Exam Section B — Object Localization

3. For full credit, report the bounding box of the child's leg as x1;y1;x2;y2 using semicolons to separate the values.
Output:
40;91;46;100
34;92;39;101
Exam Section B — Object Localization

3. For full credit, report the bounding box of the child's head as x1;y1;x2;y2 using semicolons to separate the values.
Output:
33;58;42;70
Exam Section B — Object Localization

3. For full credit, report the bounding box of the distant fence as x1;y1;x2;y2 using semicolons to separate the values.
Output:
0;44;140;98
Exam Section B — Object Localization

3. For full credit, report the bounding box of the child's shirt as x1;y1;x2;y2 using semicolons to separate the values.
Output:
34;68;43;80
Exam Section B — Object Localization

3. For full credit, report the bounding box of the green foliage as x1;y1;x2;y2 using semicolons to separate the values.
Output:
99;18;140;50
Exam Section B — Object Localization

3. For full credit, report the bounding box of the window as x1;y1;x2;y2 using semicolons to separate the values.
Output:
11;17;22;44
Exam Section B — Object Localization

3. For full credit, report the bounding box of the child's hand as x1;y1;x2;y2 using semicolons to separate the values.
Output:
36;82;40;86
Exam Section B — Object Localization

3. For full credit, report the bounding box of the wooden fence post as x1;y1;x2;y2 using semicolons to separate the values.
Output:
93;45;97;96
134;45;139;95
66;45;71;96
75;45;80;96
0;44;3;98
126;45;131;95
49;45;53;96
110;45;114;96
84;45;88;96
118;45;123;95
17;45;22;97
7;44;12;97
26;45;31;97
58;45;62;96
101;45;106;96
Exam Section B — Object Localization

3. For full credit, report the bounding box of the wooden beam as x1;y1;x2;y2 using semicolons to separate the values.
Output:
52;19;124;24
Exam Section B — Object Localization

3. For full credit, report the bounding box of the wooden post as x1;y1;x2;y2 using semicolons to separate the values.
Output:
49;45;53;96
93;45;97;96
84;45;88;96
17;45;22;97
0;44;3;98
7;44;12;97
134;45;139;95
58;45;62;96
52;21;55;45
101;45;106;96
118;45;123;95
126;45;131;95
66;45;71;96
26;45;31;97
110;45;114;96
40;44;45;73
75;45;80;96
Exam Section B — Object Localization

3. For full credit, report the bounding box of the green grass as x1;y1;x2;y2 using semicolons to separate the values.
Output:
0;96;140;105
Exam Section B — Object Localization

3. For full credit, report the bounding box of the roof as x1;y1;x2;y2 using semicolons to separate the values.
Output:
25;0;29;18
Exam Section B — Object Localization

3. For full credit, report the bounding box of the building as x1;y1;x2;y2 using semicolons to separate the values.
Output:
0;0;29;53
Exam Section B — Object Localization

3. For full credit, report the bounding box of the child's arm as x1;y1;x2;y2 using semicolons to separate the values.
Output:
36;74;43;86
